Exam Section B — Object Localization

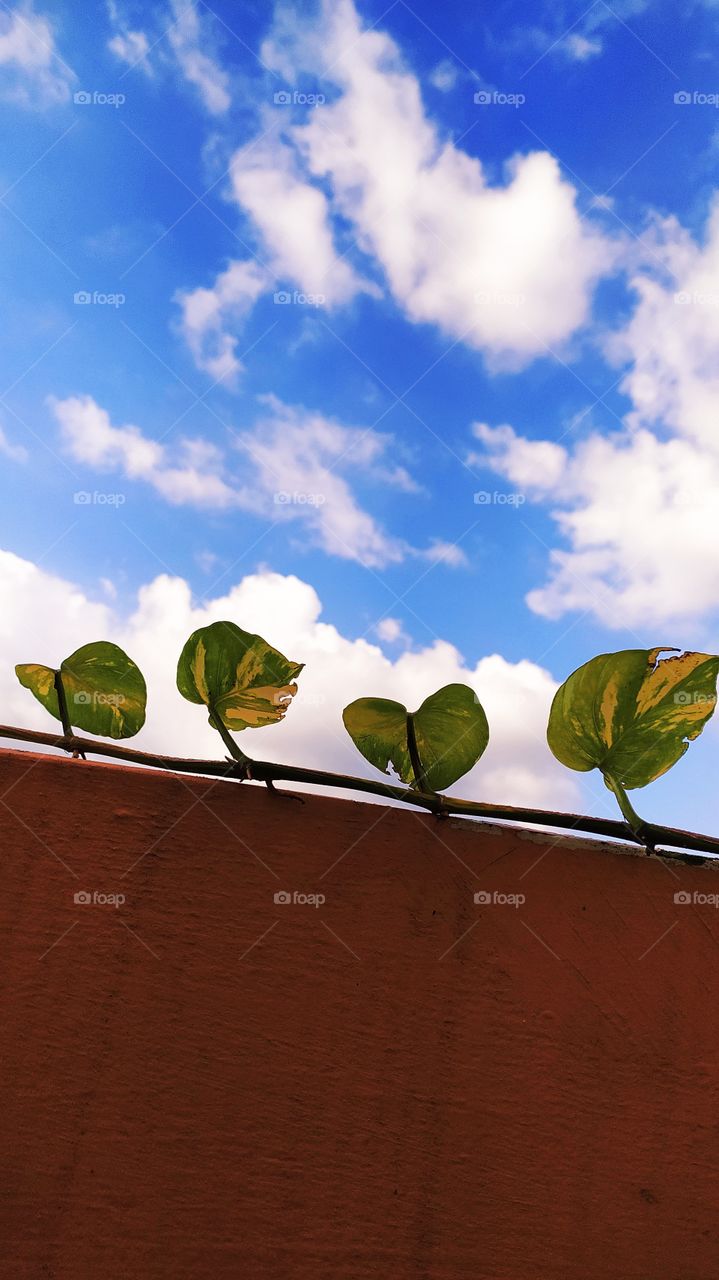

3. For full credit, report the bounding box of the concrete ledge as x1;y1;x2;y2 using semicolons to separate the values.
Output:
1;748;718;1279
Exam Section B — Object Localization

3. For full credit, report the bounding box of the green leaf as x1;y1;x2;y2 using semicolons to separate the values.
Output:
342;683;489;792
15;642;147;739
547;647;719;790
176;620;303;731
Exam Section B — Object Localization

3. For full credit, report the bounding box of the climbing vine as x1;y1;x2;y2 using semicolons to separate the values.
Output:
7;625;719;858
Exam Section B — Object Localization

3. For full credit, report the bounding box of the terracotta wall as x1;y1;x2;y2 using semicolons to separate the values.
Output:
1;747;718;1279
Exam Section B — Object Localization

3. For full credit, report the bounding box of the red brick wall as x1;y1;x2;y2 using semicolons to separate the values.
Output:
1;747;718;1279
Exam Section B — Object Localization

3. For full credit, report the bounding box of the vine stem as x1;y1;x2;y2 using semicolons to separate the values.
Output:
405;713;442;813
0;722;717;859
208;706;252;777
53;671;72;739
603;774;652;849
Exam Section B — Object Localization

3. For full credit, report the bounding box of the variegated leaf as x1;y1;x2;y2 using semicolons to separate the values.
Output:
176;620;303;731
547;648;719;789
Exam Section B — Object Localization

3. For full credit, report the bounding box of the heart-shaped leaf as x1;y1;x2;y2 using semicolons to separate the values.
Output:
547;648;719;790
176;620;303;731
16;642;147;739
343;683;489;792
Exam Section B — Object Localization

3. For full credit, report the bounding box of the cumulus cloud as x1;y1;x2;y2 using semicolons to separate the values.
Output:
0;1;74;106
177;0;616;377
47;393;463;570
0;547;581;810
229;135;373;305
176;135;375;380
468;199;719;629
248;0;615;365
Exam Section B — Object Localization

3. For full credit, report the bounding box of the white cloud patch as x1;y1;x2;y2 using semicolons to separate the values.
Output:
108;0;231;105
229;134;373;305
48;393;459;570
166;0;231;114
175;258;271;384
49;393;241;509
245;0;616;365
468;200;719;628
428;59;459;92
504;0;651;65
562;33;603;61
235;395;464;569
0;425;28;463
0;1;74;106
375;616;408;645
107;27;150;71
178;0;617;377
177;135;375;380
0;547;581;811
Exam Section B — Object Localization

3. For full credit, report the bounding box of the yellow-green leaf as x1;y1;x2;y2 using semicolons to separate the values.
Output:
547;648;719;790
176;620;303;731
343;684;489;791
16;642;147;739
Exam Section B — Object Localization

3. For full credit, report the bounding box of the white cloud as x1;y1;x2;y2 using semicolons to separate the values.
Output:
247;0;616;365
178;135;374;379
108;27;150;71
375;616;407;644
503;0;650;65
420;539;468;569
428;59;459;92
0;547;581;811
229;134;373;305
236;395;455;569
178;0;616;377
469;202;719;629
48;393;458;570
0;425;28;463
49;393;245;509
562;33;603;61
166;0;230;114
175;258;270;383
0;1;74;106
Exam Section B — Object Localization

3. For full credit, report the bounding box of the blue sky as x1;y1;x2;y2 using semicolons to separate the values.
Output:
2;0;719;836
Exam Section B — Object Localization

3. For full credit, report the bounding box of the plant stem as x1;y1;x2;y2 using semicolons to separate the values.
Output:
405;713;424;788
604;773;651;846
1;721;718;859
406;713;442;813
209;706;252;773
53;671;73;740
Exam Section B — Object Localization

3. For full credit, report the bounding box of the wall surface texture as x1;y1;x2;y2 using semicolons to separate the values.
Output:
1;747;718;1279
